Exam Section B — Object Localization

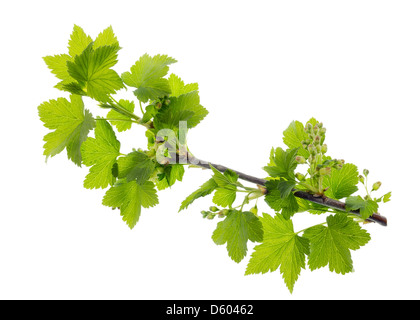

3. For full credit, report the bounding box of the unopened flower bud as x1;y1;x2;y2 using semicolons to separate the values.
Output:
358;175;365;184
305;123;313;133
363;169;369;176
320;127;327;135
295;172;305;181
372;181;382;191
218;209;229;218
319;167;331;176
155;102;162;109
321;144;328;153
296;156;306;164
209;206;219;212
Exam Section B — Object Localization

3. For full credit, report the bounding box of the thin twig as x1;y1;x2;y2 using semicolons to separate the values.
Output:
187;154;387;227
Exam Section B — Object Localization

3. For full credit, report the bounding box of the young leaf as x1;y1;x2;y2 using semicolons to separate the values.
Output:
179;178;218;211
93;26;118;49
303;213;371;274
210;166;239;187
122;54;177;102
263;147;299;181
155;164;185;190
213;186;237;208
245;213;309;293
264;180;299;219
67;43;124;102
68;25;93;58
38;94;95;166
282;120;309;158
107;99;135;132
102;180;158;229
346;196;379;219
168;73;199;97
323;163;359;199
81;119;121;189
117;151;155;185
212;210;263;263
154;91;208;131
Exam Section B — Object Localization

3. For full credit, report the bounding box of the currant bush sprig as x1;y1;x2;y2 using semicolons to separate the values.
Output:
39;26;391;293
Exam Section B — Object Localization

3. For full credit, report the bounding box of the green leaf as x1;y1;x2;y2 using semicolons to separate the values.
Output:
383;191;392;203
68;25;93;58
213;186;237;208
324;163;359;199
122;54;177;102
154;91;208;131
303;213;371;275
264;180;299;219
245;213;309;293
107;99;135;132
345;196;379;219
93;26;118;49
67;43;124;102
168;73;199;97
117;151;155;185
212;210;263;263
210;165;239;187
282;120;309;158
102;180;158;229
263;147;299;181
38;95;95;166
179;178;218;211
43;54;73;84
81;120;120;189
155;164;185;190
277;180;296;198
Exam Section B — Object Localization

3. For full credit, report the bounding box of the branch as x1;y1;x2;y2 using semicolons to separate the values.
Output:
186;154;387;227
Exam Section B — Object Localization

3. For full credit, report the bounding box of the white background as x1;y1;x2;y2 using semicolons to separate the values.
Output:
0;0;418;300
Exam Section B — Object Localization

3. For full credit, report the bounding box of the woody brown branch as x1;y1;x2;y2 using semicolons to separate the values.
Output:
186;154;387;227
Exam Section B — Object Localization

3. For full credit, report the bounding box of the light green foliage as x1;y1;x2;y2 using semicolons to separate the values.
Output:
179;179;218;211
323;163;359;199
212;210;263;263
168;73;199;97
154;91;208;131
81;119;120;189
117;151;155;185
263;147;299;180
246;213;309;293
38;94;95;166
66;43;124;102
107;100;135;132
303;213;371;274
210;166;239;208
39;26;390;294
102;180;158;229
264;180;299;219
122;54;177;102
346;196;379;219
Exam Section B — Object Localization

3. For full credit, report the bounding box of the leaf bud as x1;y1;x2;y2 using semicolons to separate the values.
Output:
295;156;306;164
372;181;382;191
